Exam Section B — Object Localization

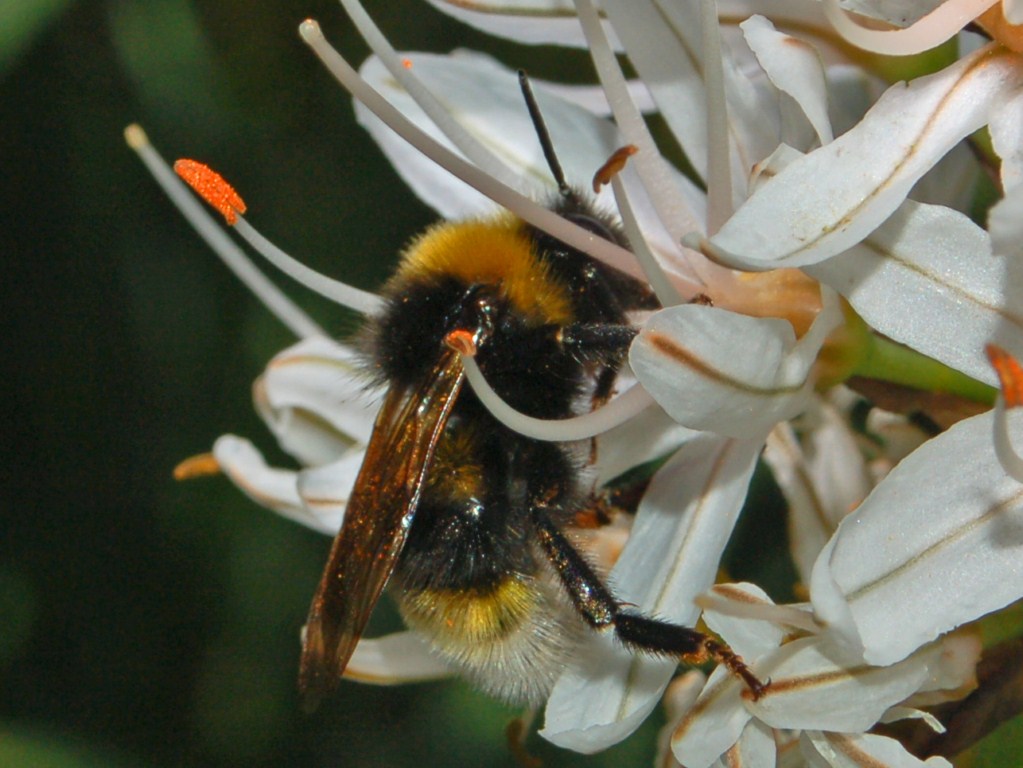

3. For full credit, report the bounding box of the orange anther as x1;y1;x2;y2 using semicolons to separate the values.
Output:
401;58;413;69
173;452;221;481
592;145;638;193
444;329;478;357
173;159;247;225
986;344;1023;407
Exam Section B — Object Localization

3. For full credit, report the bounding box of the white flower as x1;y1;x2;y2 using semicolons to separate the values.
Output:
127;0;1023;763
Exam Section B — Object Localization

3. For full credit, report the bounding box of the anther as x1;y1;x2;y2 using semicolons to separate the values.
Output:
592;145;638;193
174;159;247;225
987;344;1023;407
173;452;222;480
444;329;478;357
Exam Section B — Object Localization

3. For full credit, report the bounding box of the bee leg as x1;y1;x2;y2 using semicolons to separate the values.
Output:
556;323;635;366
530;508;767;700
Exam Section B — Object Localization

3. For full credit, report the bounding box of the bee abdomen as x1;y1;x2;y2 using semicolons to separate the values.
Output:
398;576;582;704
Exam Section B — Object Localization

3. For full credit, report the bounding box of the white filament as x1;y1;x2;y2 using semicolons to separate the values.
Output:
337;0;526;193
609;172;686;305
823;0;999;56
459;353;655;441
699;0;732;233
298;19;648;283
572;0;704;242
232;217;382;316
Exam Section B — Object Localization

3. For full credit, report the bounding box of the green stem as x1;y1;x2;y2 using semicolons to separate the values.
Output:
855;334;996;406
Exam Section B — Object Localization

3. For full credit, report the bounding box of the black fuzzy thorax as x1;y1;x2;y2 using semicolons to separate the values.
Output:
358;204;652;598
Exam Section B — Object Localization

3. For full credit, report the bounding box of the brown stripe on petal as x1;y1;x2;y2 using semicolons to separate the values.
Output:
645;331;805;397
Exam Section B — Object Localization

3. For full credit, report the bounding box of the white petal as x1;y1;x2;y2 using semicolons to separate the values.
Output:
345;631;453;684
357;51;622;218
255;337;380;466
423;0;622;49
989;183;1023;258
765;403;871;582
741;15;833;145
802;731;952;768
749;636;941;732
631;296;838;438
709;46;1023;268
1007;0;1023;25
701;582;787;660
294;453;367;535
590;403;697;487
212;435;306;524
671;666;754;768
807;199;1014;386
542;434;762;752
712;719;777;768
810;410;1023;666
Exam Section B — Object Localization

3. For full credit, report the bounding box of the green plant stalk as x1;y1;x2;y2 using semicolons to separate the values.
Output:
855;333;996;405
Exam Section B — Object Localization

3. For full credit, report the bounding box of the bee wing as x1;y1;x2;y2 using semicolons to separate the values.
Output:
298;349;465;710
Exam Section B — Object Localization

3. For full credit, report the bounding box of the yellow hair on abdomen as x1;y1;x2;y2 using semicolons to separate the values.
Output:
396;216;574;326
400;576;538;646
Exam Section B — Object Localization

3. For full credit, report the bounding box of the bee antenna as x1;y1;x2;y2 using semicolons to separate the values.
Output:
518;70;574;200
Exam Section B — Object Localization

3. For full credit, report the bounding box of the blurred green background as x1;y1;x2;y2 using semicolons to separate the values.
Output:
1;1;670;765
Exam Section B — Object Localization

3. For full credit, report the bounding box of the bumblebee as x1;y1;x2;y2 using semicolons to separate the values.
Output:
299;77;764;710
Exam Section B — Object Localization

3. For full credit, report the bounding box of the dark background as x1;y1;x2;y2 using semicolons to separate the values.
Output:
1;1;667;765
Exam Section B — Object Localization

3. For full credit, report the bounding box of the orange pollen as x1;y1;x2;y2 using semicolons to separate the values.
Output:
986;344;1023;407
444;329;478;357
173;159;247;225
592;145;639;193
173;452;222;481
402;58;413;69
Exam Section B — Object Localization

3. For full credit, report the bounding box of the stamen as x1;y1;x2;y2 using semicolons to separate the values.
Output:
443;329;477;356
169;150;381;316
607;167;688;306
699;0;732;233
296;20;648;283
455;350;655;441
823;0;999;56
232;218;382;316
592;145;638;193
337;0;526;193
173;452;222;480
572;0;705;241
987;344;1023;406
124;124;325;340
174;159;247;225
985;344;1023;482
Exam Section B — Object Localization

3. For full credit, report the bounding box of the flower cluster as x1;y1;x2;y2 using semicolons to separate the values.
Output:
130;0;1023;765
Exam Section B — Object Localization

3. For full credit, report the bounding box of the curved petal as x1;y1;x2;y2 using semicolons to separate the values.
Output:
741;15;833;146
345;631;453;684
810;410;1023;666
708;46;1023;269
295;452;367;535
801;730;952;768
807;199;1015;386
630;296;838;438
748;636;941;732
211;435;306;524
670;666;753;768
542;433;762;752
255;337;380;466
